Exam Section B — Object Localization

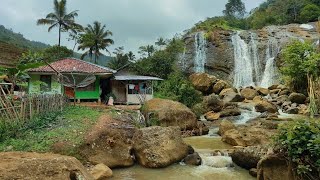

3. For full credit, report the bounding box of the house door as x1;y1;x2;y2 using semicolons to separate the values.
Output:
64;86;75;98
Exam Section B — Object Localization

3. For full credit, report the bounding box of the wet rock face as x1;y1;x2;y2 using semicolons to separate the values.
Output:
182;152;202;166
180;23;320;84
231;146;268;170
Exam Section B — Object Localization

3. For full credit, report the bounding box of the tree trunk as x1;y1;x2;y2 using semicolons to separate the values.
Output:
58;24;61;47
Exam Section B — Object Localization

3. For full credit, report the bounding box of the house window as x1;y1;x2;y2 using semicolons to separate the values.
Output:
128;82;152;95
40;75;52;92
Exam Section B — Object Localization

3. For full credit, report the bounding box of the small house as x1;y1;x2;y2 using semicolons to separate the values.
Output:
27;58;162;104
27;58;115;101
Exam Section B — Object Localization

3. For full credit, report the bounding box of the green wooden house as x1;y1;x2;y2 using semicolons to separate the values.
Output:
27;58;116;101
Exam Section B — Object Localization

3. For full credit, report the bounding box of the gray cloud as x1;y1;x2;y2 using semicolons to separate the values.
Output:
0;0;264;55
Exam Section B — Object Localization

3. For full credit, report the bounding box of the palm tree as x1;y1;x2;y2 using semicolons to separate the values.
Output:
37;0;81;46
78;21;114;64
138;45;155;57
155;37;167;50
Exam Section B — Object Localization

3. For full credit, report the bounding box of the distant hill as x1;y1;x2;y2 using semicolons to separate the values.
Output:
0;25;50;50
73;52;113;67
0;41;25;68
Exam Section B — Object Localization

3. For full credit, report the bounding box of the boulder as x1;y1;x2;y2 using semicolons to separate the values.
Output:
182;152;202;166
189;73;217;94
289;93;307;104
231;146;268;170
219;88;237;96
220;108;241;117
213;80;230;94
222;129;246;146
133;126;189;168
255;101;278;113
257;155;295;180
285;107;299;114
241;88;259;100
0;152;94;180
143;98;197;130
276;95;289;105
204;111;221;121
203;94;224;112
268;84;279;90
257;87;270;96
80;126;135;168
279;89;290;96
221;90;245;103
249;168;258;177
218;120;236;136
90;164;113;180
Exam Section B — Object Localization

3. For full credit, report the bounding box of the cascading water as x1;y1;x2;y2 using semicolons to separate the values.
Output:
194;32;207;73
249;33;262;83
178;47;187;71
260;38;280;88
231;32;254;87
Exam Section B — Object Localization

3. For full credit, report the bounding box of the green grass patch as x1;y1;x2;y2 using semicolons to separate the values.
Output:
0;106;103;155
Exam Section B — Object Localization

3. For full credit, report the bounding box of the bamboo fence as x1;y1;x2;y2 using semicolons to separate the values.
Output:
0;83;68;122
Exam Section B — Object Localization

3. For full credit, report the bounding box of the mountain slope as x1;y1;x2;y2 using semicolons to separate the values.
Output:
0;25;50;50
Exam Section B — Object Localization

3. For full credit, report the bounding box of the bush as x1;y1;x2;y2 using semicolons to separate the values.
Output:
273;119;320;179
154;72;202;107
299;4;320;23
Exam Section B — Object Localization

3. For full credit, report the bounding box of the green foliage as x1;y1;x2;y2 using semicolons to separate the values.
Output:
299;4;320;22
0;106;103;154
0;25;49;50
138;45;155;58
43;45;73;62
223;0;246;18
273;119;320;178
19;50;45;64
280;40;320;92
78;21;114;64
107;46;132;69
155;72;202;107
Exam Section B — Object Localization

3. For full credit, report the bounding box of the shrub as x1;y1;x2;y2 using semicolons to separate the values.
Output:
273;119;320;179
154;72;202;107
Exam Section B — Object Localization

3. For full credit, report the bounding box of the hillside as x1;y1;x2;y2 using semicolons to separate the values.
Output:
0;41;25;68
0;25;50;50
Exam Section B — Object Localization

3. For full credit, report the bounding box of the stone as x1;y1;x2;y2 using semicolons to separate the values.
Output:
213;80;230;94
221;90;245;103
222;129;246;146
253;96;264;102
218;120;236;136
241;88;259;100
286;107;299;114
270;89;281;98
143;98;197;130
249;168;258;177
203;94;224;112
189;73;217;94
219;88;237;96
257;155;295;180
257;87;270;96
268;84;279;90
90;164;113;180
255;100;278;113
80;126;135;168
0;152;94;180
220;108;241;117
204;111;221;121
279;89;290;96
276;95;289;105
231;146;268;170
289;93;307;104
182;152;202;166
133;126;189;168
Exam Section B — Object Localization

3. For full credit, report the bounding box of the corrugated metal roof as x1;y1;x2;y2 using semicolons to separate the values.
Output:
114;75;163;81
28;58;116;74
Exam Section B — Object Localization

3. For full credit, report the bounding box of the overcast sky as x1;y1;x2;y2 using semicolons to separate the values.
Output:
0;0;264;55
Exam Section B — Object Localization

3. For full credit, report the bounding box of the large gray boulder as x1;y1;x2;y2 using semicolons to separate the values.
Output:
132;126;189;168
289;93;307;104
189;73;217;94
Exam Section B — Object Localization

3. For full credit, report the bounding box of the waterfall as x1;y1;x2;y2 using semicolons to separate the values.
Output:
178;47;187;71
249;33;262;83
194;32;207;73
260;38;280;88
232;32;254;88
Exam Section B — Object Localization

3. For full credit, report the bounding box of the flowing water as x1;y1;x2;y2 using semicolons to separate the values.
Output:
111;136;254;180
232;31;280;88
232;32;255;87
194;32;207;73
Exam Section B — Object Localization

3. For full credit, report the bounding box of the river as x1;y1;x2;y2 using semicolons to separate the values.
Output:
111;136;254;180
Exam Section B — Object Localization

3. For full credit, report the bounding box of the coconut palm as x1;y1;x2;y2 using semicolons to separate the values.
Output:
138;45;155;57
155;37;167;50
78;21;114;64
37;0;81;46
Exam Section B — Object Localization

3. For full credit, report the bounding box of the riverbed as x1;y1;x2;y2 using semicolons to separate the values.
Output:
111;136;254;180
